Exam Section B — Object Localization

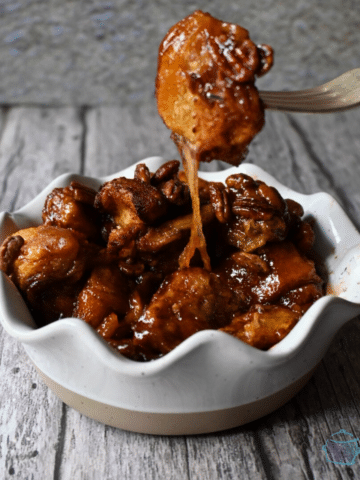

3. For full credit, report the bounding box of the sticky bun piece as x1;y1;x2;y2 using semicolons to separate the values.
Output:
73;264;132;329
220;305;301;350
95;176;168;235
216;240;324;348
42;181;102;243
215;241;323;310
0;226;97;294
132;267;239;358
0;225;100;325
156;10;273;165
94;161;190;248
156;10;273;271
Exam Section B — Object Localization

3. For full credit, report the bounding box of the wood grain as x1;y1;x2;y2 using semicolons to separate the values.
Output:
0;107;84;210
83;104;257;178
0;107;82;480
83;104;179;177
59;410;189;480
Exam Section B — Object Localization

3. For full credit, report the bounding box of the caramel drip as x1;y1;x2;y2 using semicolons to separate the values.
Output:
178;144;211;271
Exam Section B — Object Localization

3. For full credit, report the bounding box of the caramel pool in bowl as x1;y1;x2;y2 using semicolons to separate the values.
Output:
1;157;360;435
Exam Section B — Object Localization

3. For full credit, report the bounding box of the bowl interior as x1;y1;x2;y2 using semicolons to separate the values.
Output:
0;157;360;385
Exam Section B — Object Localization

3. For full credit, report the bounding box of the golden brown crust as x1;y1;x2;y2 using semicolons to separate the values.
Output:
0;235;24;275
220;305;301;350
156;10;273;165
132;267;238;357
42;182;102;243
74;265;131;329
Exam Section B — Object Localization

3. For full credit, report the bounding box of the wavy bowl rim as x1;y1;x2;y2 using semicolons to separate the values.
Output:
0;157;360;377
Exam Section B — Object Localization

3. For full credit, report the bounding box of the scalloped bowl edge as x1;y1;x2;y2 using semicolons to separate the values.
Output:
0;158;360;426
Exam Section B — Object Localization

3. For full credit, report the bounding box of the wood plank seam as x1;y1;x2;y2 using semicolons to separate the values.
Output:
286;114;360;231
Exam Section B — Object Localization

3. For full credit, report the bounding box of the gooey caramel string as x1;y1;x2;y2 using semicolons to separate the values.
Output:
178;143;212;271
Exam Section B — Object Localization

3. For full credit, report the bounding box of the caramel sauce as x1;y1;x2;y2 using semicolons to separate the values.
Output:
178;144;211;271
156;10;274;272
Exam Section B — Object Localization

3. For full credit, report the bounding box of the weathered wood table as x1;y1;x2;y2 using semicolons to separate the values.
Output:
1;1;360;479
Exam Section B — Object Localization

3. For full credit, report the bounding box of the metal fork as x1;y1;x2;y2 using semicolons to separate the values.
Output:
259;68;360;113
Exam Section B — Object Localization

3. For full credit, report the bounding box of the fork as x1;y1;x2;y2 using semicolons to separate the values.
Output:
259;68;360;113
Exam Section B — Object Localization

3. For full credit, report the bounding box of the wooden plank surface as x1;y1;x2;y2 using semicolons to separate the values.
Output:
1;0;358;106
0;105;360;480
0;107;83;479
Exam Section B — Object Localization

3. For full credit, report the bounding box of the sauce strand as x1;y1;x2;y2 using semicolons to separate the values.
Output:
178;144;211;271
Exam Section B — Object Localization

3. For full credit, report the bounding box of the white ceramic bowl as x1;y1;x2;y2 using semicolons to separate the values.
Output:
1;157;360;435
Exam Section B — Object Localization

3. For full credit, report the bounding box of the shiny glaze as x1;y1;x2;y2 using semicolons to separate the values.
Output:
156;10;273;165
0;161;324;361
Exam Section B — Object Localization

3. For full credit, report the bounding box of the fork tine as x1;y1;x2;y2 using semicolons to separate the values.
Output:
261;104;360;113
260;94;335;108
318;68;360;91
259;86;330;98
261;97;360;113
261;92;340;104
261;88;360;105
261;86;360;101
259;68;360;113
260;89;330;100
261;68;360;98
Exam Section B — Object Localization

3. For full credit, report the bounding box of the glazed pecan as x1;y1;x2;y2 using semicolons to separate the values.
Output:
151;160;190;207
208;182;231;224
224;173;292;252
134;163;151;184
